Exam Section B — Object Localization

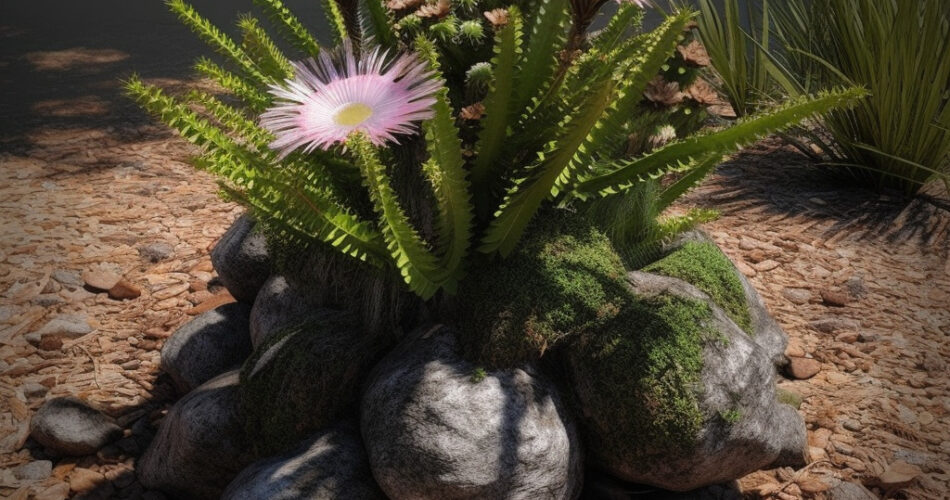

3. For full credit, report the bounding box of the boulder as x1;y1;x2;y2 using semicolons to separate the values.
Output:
240;310;389;456
222;424;385;500
30;397;122;456
211;214;271;303
249;275;321;348
361;325;582;500
138;371;255;499
563;271;806;492
657;231;788;365
160;302;252;394
279;243;420;337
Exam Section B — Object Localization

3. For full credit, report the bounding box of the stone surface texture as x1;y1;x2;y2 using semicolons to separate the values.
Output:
222;424;386;500
29;397;122;456
137;371;255;499
160;302;252;393
248;275;321;349
361;326;583;500
210;214;271;304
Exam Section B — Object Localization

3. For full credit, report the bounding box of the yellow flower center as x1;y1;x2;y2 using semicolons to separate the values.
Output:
333;102;373;127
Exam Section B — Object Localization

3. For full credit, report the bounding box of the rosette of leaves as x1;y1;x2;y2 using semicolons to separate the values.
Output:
127;0;866;299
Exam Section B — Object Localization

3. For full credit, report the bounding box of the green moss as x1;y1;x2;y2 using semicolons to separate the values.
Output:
239;315;389;456
776;387;803;409
573;292;713;458
470;367;487;383
643;241;753;334
456;209;629;367
719;409;742;424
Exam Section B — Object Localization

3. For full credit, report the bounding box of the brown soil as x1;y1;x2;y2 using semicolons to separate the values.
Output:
1;2;949;499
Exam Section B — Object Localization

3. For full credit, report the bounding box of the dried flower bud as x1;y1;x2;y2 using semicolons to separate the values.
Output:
460;102;485;120
677;40;710;67
685;78;719;105
484;8;509;27
387;0;423;10
644;76;685;106
416;0;450;18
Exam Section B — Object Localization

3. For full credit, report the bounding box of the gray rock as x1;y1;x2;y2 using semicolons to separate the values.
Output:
22;382;49;399
811;317;860;333
12;460;53;480
160;302;252;394
826;479;878;500
222;424;385;500
240;309;387;456
138;371;255;500
138;242;175;262
361;325;582;500
30;397;122;456
211;214;272;303
51;269;84;288
781;287;812;305
668;230;788;365
25;315;92;344
249;275;321;348
32;294;66;307
563;271;807;492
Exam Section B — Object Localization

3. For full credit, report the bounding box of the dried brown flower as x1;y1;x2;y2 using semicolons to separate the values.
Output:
677;40;710;67
685;78;719;105
484;8;510;27
387;0;423;10
460;102;485;120
644;76;685;106
416;0;450;19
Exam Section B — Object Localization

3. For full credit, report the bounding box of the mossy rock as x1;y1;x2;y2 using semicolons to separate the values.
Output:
643;240;753;334
567;291;711;463
659;230;790;365
455;209;629;367
239;310;391;456
564;271;807;491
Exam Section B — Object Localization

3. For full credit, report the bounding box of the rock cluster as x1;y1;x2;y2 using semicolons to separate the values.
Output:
133;215;807;498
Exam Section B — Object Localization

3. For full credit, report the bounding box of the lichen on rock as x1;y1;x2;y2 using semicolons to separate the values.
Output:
643;240;753;334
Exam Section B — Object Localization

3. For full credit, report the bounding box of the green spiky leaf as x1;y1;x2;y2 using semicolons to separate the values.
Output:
252;0;322;57
348;135;446;299
574;87;869;196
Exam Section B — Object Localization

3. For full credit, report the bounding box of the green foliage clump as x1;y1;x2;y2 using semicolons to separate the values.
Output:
719;408;742;424
456;210;628;367
697;0;950;194
572;292;713;459
127;0;866;301
643;241;752;333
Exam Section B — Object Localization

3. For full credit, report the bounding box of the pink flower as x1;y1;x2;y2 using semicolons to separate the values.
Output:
261;42;440;157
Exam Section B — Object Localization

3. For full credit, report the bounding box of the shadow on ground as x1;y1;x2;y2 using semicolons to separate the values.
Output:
688;142;950;250
0;0;329;155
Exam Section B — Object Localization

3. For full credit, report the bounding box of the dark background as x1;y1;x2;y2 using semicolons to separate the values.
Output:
0;1;739;150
